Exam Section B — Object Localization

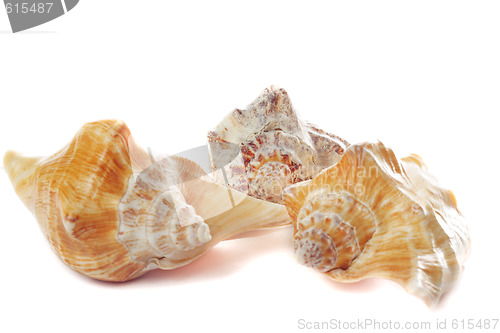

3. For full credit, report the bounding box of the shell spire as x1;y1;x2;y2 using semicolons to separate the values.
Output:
4;119;290;281
4;151;43;210
284;141;471;307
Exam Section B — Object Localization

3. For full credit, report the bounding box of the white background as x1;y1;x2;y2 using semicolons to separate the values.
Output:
1;1;499;332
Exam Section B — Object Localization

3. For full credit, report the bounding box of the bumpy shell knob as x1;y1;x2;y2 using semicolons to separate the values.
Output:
284;141;471;307
208;86;349;204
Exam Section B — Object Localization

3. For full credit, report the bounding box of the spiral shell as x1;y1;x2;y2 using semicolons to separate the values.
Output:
284;141;471;306
4;120;290;281
117;154;212;269
208;86;349;204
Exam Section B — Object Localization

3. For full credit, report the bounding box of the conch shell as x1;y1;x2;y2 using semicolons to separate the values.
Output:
208;86;349;204
4;120;290;281
283;141;471;306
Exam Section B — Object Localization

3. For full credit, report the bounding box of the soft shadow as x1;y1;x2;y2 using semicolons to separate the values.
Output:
321;275;393;294
83;226;294;288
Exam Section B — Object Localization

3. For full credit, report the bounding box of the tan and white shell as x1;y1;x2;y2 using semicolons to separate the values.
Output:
208;86;349;204
283;141;471;306
4;120;290;281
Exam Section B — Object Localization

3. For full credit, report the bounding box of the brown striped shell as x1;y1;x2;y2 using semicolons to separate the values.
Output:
208;86;349;204
4;120;290;281
284;141;471;307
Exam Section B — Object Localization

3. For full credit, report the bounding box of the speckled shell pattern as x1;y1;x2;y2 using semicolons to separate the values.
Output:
283;142;471;306
208;86;349;204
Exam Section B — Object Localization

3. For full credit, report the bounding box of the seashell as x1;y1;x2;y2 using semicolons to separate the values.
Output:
208;86;349;204
4;120;290;281
283;141;471;306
